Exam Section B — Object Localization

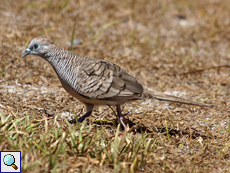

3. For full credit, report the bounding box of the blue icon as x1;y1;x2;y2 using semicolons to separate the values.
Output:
3;154;18;170
1;151;21;173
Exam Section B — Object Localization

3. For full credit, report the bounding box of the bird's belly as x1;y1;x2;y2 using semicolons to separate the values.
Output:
60;79;122;106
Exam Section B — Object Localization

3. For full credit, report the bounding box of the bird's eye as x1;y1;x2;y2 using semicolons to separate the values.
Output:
33;43;40;50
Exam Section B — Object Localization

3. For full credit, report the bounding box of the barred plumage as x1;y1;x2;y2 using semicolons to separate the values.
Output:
21;36;213;128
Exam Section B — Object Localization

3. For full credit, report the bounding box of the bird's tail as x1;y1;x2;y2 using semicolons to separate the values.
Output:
142;90;213;108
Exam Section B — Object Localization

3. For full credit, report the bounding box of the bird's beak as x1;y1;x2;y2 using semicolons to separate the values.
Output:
21;48;31;58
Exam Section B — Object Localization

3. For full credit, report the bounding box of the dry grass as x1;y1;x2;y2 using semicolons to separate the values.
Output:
0;0;230;172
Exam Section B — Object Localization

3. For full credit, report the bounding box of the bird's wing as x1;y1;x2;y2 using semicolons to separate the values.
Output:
73;59;144;101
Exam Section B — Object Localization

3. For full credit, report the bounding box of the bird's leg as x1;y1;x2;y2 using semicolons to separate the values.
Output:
77;111;92;122
69;104;94;124
116;105;131;129
78;103;94;122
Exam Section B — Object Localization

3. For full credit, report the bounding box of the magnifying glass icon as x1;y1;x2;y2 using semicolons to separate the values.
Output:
3;154;18;170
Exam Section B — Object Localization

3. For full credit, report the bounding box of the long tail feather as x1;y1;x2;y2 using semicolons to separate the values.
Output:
144;91;214;108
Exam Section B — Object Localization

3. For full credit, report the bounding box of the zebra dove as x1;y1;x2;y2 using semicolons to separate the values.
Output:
21;36;213;128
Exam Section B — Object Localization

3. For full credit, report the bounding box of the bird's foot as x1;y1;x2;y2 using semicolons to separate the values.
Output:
77;111;92;122
118;111;132;129
68;111;92;124
68;119;77;124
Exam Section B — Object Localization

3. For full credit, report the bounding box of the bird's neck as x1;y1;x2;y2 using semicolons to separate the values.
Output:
44;46;82;90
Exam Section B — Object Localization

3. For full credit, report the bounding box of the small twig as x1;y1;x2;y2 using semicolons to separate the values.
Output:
7;106;18;119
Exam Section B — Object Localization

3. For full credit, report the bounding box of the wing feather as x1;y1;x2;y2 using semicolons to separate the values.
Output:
73;59;143;100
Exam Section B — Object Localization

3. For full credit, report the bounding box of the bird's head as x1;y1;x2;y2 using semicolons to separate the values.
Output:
21;36;55;59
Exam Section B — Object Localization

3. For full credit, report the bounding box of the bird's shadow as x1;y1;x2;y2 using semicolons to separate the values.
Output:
44;109;210;140
92;118;211;139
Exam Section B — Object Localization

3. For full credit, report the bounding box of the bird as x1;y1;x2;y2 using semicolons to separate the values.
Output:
21;36;213;129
